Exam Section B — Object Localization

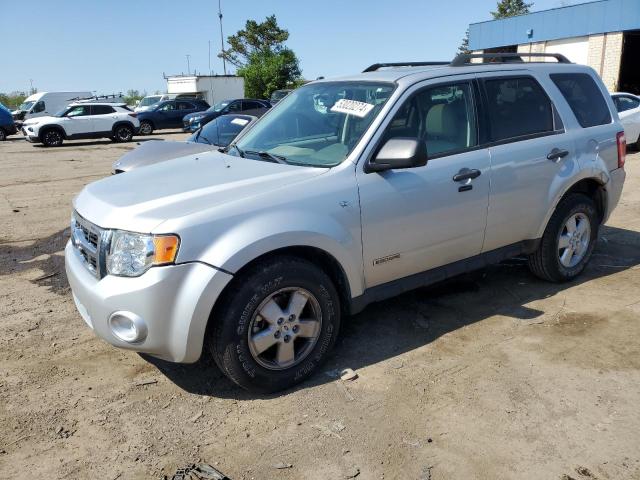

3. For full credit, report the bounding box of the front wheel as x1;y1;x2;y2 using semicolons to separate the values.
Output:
209;256;341;393
41;129;63;147
528;193;598;282
139;120;153;135
0;128;6;141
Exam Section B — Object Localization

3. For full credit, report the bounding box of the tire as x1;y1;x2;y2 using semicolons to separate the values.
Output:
209;256;341;393
139;120;153;135
113;124;134;142
41;128;64;147
527;193;598;282
0;128;6;141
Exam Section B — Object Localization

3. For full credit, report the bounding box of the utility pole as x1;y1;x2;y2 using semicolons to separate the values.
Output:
208;40;212;74
218;0;227;75
186;54;191;75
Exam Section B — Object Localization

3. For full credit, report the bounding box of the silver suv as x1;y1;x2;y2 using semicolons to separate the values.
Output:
66;53;627;392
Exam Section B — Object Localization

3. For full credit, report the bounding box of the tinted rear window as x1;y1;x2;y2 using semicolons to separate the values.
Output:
550;73;611;128
483;77;554;142
91;105;115;115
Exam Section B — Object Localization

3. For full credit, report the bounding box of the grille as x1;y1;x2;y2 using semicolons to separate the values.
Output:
71;212;107;277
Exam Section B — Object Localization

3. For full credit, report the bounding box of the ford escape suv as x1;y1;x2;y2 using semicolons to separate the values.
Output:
66;53;626;393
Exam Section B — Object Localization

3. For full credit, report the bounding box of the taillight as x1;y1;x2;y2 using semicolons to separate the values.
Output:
128;113;137;118
616;131;626;169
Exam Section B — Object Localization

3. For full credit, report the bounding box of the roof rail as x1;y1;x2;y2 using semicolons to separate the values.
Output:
451;52;571;66
363;61;449;73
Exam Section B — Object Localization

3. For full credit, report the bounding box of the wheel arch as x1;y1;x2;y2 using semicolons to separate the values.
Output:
537;176;608;238
38;124;67;141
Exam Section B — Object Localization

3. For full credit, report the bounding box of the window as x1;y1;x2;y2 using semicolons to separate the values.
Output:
158;102;175;111
91;105;115;115
613;95;640;113
384;83;477;157
32;101;45;113
176;101;194;110
550;73;611;128
483;77;555;142
65;105;90;117
243;101;262;110
227;101;241;112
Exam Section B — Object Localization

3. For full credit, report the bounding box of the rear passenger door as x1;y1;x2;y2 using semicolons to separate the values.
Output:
478;74;574;252
174;101;196;127
90;105;117;133
358;79;491;288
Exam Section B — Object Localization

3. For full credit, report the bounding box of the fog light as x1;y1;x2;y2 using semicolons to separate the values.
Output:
108;311;147;343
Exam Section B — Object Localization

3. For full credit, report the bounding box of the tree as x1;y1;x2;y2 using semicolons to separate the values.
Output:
219;15;301;98
458;29;471;55
123;89;146;106
491;0;533;19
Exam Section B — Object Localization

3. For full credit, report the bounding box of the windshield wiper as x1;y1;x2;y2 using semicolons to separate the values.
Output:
226;143;245;157
246;150;288;164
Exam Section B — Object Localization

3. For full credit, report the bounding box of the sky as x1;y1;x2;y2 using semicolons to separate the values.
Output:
2;0;589;96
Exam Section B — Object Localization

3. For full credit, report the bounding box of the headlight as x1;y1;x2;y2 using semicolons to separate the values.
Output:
190;116;203;123
106;231;180;277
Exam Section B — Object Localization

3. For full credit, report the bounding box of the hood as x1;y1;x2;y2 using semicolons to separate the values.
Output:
184;111;215;121
75;151;327;233
23;115;57;125
113;140;214;172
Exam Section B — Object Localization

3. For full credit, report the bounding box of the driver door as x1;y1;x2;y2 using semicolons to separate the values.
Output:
356;79;491;288
156;101;177;128
62;105;93;136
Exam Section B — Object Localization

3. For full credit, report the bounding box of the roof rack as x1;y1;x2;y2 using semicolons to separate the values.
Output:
450;52;571;66
363;61;449;73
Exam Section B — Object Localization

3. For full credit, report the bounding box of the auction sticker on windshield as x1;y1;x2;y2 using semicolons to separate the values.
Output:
330;99;374;118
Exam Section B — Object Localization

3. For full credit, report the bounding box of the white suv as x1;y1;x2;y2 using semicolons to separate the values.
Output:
22;102;140;147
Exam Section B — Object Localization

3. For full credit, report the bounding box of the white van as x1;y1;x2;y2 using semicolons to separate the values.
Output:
12;91;92;123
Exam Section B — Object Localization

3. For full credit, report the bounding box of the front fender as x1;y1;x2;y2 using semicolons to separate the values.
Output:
181;208;365;298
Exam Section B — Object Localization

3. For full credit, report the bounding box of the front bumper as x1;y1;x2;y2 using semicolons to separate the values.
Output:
65;241;233;363
2;123;18;136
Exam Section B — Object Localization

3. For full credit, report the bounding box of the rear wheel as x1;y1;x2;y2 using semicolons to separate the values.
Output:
41;128;63;147
113;124;134;142
139;120;153;135
209;256;341;393
528;193;598;282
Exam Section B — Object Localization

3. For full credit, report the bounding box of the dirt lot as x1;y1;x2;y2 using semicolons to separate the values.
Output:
1;132;639;480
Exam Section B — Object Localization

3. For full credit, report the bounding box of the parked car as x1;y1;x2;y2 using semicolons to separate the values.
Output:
182;99;270;132
113;114;260;173
22;103;140;147
611;92;640;149
0;102;18;141
270;89;292;104
12;91;92;125
137;99;209;135
66;53;626;393
134;94;202;112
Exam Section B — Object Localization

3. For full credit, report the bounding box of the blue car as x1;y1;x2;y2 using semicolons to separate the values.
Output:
0;102;18;141
182;98;270;132
137;98;209;135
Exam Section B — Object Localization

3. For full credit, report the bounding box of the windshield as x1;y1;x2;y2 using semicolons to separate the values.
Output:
210;101;230;113
139;96;162;107
18;101;35;111
233;82;394;167
191;115;251;146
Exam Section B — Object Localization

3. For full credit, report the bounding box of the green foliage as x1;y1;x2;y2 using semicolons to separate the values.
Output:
123;89;146;106
491;0;533;18
458;29;471;55
0;92;28;110
220;15;301;99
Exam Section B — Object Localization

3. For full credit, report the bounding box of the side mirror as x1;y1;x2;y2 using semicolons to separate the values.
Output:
366;138;428;173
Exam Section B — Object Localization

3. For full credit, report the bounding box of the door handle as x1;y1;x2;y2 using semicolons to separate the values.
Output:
547;148;569;161
453;168;481;182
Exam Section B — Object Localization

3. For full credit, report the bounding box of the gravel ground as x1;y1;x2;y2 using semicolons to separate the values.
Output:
1;132;639;480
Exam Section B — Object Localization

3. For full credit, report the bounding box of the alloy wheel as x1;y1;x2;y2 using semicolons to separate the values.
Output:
558;212;591;268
